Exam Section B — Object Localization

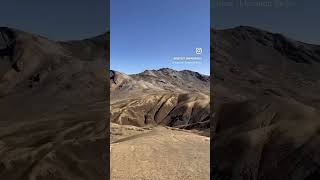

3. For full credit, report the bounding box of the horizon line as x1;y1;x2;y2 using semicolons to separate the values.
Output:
110;67;210;76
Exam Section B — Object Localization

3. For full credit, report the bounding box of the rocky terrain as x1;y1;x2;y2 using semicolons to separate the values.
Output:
110;68;210;129
5;24;318;179
212;26;320;180
110;69;211;179
110;123;210;180
0;26;210;180
0;27;108;180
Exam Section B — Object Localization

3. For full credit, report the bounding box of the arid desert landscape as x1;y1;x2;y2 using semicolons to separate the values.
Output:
2;24;320;180
212;26;320;180
110;68;210;179
0;27;108;180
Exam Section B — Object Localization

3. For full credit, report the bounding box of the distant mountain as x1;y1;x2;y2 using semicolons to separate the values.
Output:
212;26;320;179
0;27;108;180
110;68;209;95
110;68;210;130
109;70;210;179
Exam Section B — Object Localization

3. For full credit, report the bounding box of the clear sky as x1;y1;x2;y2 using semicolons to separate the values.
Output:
111;0;210;75
212;0;320;45
0;0;109;40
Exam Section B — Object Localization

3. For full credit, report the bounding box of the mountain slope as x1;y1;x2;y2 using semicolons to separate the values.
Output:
0;27;108;180
110;68;210;179
212;26;320;107
212;26;320;180
110;124;210;180
111;68;209;96
110;69;210;130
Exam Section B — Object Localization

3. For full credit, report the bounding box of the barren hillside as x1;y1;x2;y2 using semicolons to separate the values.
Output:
110;69;210;130
0;27;108;180
212;26;320;180
110;68;210;179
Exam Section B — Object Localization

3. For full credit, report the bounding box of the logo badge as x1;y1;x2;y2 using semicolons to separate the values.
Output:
196;48;203;55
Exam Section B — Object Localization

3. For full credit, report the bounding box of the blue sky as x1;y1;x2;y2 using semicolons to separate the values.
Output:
0;0;108;40
111;0;210;75
212;0;320;45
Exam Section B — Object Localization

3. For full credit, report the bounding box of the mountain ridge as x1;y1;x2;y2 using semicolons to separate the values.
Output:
212;25;320;179
0;26;109;179
110;68;210;130
213;26;320;64
110;68;209;96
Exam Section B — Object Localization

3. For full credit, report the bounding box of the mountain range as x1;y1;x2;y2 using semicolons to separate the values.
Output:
110;68;210;130
1;24;320;179
212;26;320;180
0;27;108;180
109;68;211;179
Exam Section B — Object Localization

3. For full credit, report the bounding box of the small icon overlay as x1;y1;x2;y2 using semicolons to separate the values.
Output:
196;48;203;55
